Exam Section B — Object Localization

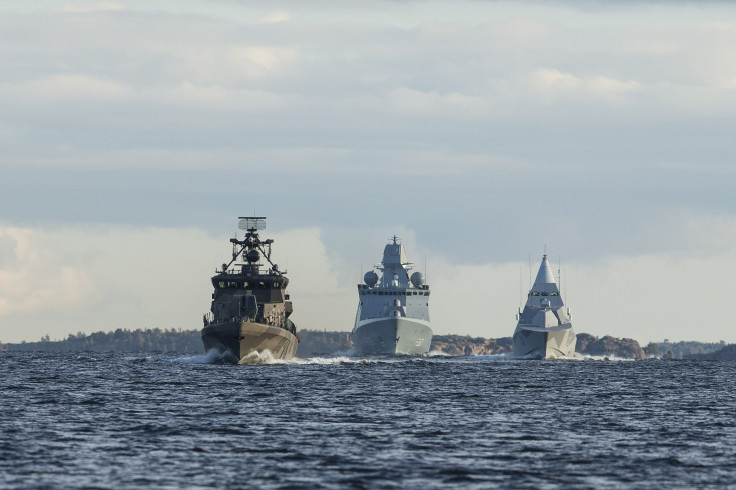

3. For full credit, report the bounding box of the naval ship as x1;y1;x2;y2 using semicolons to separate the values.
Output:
201;217;298;361
353;236;432;355
512;254;576;359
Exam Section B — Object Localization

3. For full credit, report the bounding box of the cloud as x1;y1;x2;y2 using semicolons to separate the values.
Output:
165;83;286;111
168;45;300;85
52;2;126;14
568;254;732;344
423;251;735;344
0;224;355;343
259;10;291;24
1;0;735;348
388;87;488;119
529;69;641;101
1;221;735;345
12;75;132;102
0;227;97;318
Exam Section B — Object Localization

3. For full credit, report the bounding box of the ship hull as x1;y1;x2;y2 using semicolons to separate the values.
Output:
353;318;432;355
512;325;577;359
202;321;298;361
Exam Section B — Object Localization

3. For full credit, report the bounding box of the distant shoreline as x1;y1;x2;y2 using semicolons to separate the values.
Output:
2;329;731;359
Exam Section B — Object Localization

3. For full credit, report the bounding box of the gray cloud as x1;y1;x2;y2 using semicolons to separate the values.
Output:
1;1;735;342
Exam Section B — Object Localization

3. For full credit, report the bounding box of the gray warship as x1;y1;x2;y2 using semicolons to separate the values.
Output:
201;217;298;361
353;236;432;355
512;254;577;359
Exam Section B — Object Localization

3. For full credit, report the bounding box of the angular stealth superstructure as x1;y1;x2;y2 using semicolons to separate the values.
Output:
512;254;576;359
353;237;432;355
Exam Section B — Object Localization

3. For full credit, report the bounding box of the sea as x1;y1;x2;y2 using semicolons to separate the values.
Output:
1;351;735;489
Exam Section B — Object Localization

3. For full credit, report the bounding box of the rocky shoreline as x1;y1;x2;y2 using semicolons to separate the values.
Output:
4;329;734;360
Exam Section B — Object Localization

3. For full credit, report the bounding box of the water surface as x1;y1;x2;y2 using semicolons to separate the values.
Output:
1;352;734;488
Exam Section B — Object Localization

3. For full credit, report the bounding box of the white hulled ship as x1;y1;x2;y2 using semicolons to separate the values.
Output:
512;254;576;359
353;237;432;355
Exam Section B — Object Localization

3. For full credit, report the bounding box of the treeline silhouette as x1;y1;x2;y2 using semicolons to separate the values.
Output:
643;340;726;359
4;328;203;353
2;329;732;359
1;328;355;355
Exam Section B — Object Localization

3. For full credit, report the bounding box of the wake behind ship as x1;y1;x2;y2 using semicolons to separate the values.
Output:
201;217;298;361
353;236;432;355
512;254;576;359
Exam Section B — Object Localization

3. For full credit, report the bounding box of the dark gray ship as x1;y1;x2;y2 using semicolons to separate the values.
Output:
512;254;576;359
201;217;298;361
353;236;432;355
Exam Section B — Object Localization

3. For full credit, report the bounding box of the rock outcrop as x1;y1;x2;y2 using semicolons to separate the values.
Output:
576;333;645;359
430;335;513;356
2;329;647;359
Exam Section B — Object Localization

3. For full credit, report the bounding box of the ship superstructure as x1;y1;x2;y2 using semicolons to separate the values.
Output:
201;217;298;361
353;236;432;355
512;254;576;359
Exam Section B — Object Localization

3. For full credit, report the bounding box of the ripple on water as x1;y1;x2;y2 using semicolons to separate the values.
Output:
1;352;736;488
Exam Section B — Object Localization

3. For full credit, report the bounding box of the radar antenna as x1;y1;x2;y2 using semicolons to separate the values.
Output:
217;216;283;275
238;217;267;232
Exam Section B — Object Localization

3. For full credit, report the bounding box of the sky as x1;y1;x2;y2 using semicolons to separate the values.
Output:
1;0;735;344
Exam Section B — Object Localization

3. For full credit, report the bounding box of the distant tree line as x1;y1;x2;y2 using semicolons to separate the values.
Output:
687;344;736;360
297;329;354;356
2;329;733;359
2;328;203;353
642;340;727;359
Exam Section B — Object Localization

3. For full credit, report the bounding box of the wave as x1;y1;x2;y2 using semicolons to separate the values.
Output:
470;352;513;360
122;355;152;363
580;354;636;362
172;349;239;365
239;350;380;366
238;350;281;365
129;349;638;366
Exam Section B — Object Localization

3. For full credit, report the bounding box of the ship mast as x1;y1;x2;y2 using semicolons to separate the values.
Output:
218;217;284;275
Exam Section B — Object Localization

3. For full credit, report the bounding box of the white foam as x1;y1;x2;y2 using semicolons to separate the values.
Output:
471;352;513;360
123;355;152;362
290;356;360;365
236;351;378;366
580;354;636;362
173;349;237;364
238;349;280;365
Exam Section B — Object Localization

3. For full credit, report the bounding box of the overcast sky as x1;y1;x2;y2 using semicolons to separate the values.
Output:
1;0;735;345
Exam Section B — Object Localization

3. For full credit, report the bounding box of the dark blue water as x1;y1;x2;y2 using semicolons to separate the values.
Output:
1;351;735;488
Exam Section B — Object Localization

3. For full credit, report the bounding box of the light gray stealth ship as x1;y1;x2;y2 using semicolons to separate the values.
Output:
512;254;577;359
353;237;432;355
